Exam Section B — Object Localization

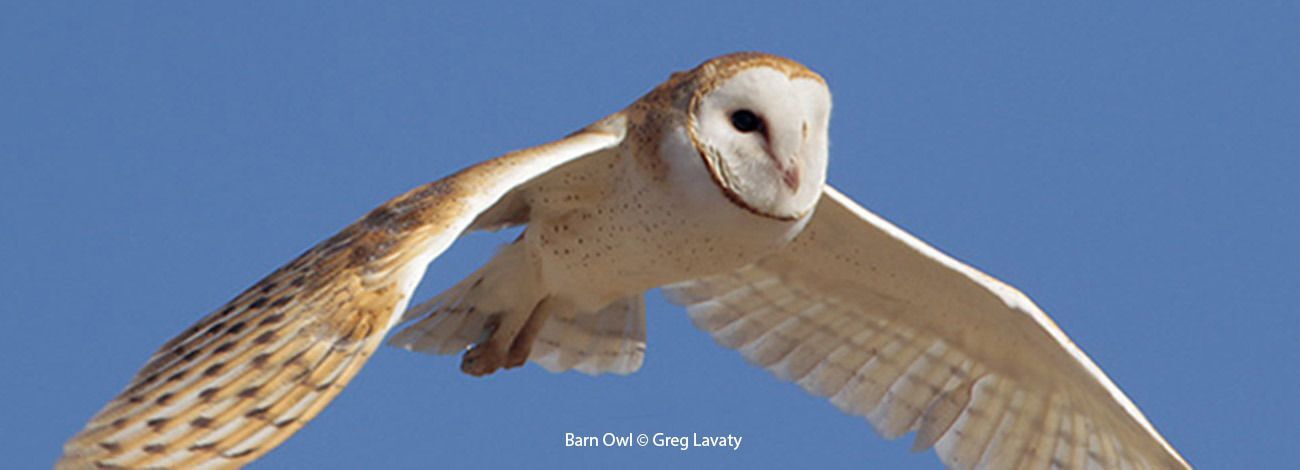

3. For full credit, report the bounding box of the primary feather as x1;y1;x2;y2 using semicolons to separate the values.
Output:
665;187;1188;469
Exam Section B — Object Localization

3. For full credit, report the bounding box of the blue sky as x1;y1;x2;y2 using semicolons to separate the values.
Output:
3;3;1297;468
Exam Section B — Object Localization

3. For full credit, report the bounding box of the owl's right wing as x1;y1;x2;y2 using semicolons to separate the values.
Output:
665;186;1188;469
58;114;626;469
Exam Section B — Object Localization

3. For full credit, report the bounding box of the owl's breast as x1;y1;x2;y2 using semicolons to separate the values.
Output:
528;126;812;311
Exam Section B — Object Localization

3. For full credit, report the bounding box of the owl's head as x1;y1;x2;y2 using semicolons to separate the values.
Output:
681;52;831;221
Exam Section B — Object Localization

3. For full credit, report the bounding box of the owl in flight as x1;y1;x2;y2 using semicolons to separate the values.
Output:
59;52;1188;469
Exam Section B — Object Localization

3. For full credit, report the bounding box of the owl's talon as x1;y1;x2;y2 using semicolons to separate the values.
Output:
461;340;505;377
504;343;531;370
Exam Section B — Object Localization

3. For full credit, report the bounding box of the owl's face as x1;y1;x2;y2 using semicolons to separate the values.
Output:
687;56;831;220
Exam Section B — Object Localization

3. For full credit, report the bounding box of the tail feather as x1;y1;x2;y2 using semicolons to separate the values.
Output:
390;274;487;355
531;296;646;375
389;242;537;356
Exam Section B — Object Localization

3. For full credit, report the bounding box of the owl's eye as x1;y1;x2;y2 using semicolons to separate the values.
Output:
730;110;764;134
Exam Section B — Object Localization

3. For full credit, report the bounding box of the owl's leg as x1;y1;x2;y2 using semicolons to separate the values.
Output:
461;296;569;375
505;297;556;368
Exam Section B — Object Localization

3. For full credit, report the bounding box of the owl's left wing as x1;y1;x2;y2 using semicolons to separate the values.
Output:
665;186;1188;469
58;116;625;469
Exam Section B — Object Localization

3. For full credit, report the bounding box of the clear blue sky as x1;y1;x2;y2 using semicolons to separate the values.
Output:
3;3;1296;468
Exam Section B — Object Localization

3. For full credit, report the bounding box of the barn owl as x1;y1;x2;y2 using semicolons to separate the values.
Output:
58;52;1189;469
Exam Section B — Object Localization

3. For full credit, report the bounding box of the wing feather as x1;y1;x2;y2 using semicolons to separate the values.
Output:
58;117;625;469
664;186;1187;469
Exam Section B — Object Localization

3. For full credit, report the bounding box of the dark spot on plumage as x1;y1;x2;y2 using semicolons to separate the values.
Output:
347;233;386;266
270;295;293;308
315;381;336;392
141;373;159;385
203;363;225;376
238;385;261;398
290;275;306;287
180;323;202;338
198;386;220;401
274;417;297;428
290;366;312;381
251;353;272;368
189;442;218;452
205;322;226;336
155;393;174;405
111;418;127;428
260;282;278;294
127;395;144;404
364;183;441;232
191;416;214;428
225;447;259;459
246;407;269;419
213;341;236;354
98;442;120;452
227;321;247;335
182;349;201;363
248;297;269;309
142;443;167;454
284;348;309;366
253;330;277;345
146;416;170;430
259;313;285;326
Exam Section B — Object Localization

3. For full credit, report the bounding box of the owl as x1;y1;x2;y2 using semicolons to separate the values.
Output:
58;52;1189;469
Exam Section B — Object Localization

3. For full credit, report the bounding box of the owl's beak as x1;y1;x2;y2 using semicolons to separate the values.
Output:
761;125;801;193
780;162;800;192
761;145;799;192
762;144;800;192
768;124;803;193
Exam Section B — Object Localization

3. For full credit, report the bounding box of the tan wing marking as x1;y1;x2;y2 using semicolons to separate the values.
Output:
59;223;409;469
59;120;626;469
